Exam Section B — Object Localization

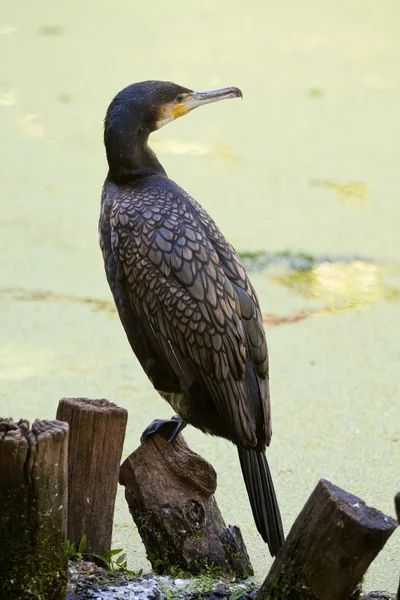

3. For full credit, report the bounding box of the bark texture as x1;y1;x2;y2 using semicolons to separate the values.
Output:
0;418;69;600
119;433;253;577
258;479;397;600
57;397;127;555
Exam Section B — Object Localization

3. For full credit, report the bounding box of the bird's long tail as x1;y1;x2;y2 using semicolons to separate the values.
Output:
237;447;284;556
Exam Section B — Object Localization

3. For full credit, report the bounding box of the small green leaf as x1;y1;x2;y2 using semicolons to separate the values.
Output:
91;554;109;568
78;533;87;553
105;548;124;558
116;553;127;565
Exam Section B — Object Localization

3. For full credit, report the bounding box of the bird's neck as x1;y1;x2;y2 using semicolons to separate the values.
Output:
105;125;166;183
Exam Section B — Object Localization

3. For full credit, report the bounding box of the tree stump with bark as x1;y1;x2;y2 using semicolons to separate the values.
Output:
395;491;400;600
0;418;69;600
57;397;128;555
258;479;397;600
119;432;253;578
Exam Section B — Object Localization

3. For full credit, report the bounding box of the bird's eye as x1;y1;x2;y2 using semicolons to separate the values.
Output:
175;94;185;103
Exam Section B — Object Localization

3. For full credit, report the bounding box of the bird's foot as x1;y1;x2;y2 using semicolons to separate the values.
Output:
140;415;186;444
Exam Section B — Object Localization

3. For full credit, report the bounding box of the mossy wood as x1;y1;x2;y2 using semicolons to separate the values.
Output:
119;432;253;577
57;397;128;555
0;418;69;600
258;479;397;600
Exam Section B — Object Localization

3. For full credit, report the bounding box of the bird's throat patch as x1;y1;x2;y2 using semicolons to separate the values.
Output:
171;105;188;119
156;101;188;129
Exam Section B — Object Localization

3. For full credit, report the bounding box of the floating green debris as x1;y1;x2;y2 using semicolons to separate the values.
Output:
238;249;361;273
0;287;116;315
268;260;400;312
239;251;400;320
1;254;399;328
38;25;64;36
310;179;369;207
58;92;72;104
308;87;323;98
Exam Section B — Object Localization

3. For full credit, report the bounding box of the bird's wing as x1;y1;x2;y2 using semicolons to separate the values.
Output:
186;195;271;445
187;196;269;378
110;186;269;446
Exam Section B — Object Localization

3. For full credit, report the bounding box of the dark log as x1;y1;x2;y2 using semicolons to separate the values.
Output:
395;493;400;524
119;432;253;578
0;418;69;600
57;397;128;555
395;492;400;600
258;479;397;600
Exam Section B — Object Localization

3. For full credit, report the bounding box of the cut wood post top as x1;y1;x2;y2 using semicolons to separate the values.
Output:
57;397;128;556
258;478;398;600
120;430;217;497
0;418;69;480
318;479;398;532
0;416;68;437
0;416;69;496
58;396;128;415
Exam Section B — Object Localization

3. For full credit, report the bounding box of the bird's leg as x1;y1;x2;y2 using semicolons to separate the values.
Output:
140;415;186;444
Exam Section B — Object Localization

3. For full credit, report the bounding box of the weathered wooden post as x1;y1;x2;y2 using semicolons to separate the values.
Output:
57;397;128;555
258;479;397;600
395;492;400;600
119;432;253;577
0;418;69;600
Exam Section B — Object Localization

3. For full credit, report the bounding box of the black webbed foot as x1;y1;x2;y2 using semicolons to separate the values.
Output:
140;415;186;444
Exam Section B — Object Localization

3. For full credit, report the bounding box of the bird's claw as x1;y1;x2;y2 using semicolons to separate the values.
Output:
140;415;186;444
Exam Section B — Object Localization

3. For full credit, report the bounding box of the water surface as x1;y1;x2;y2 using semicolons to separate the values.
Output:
1;0;399;593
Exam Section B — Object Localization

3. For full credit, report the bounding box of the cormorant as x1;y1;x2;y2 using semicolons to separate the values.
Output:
99;80;284;556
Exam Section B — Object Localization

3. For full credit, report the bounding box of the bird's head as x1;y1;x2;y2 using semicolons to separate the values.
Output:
104;80;242;179
105;80;242;135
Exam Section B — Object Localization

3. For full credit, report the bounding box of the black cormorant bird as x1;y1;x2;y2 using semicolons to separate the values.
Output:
99;80;284;556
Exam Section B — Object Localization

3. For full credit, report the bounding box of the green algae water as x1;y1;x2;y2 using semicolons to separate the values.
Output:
1;0;399;594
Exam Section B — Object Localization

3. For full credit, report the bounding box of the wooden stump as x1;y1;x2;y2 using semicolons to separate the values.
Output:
395;492;400;600
258;479;397;600
119;433;253;578
0;418;69;600
57;397;128;555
